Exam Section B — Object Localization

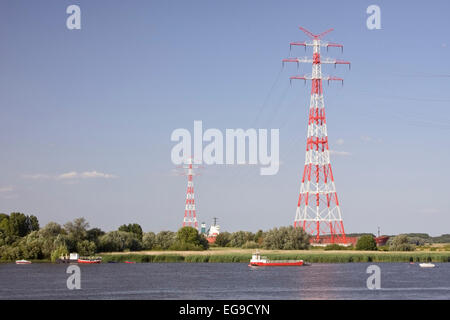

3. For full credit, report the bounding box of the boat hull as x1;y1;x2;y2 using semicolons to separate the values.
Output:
77;259;101;264
249;261;304;267
419;263;435;268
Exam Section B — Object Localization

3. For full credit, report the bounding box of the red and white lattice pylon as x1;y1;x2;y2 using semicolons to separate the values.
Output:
283;27;350;244
177;158;201;230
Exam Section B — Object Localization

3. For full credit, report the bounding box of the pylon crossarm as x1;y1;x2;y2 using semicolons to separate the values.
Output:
324;76;344;85
292;41;335;49
318;58;351;70
178;173;201;177
290;42;307;51
334;60;351;69
290;75;344;86
289;75;308;85
316;28;334;39
177;164;204;169
299;26;334;40
322;42;344;53
282;57;312;67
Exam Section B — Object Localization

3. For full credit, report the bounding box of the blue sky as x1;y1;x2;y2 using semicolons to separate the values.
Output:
0;0;449;235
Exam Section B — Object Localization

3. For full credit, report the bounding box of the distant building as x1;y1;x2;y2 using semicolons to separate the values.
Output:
375;227;390;246
375;236;390;246
200;222;206;235
206;218;220;243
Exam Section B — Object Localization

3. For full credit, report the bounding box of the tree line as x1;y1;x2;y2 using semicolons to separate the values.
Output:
0;212;312;261
1;212;432;261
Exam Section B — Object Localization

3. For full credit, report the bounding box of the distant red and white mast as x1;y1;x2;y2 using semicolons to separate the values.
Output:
181;158;199;229
283;27;350;244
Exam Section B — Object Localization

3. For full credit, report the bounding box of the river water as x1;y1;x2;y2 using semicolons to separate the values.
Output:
0;262;449;299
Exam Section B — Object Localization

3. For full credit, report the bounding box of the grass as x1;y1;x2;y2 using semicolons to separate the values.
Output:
99;248;450;263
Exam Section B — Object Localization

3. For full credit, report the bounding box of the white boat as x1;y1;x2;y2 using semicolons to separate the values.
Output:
419;263;435;268
15;260;32;265
249;252;305;267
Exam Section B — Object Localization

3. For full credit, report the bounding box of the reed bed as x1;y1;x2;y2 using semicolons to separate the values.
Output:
100;251;450;263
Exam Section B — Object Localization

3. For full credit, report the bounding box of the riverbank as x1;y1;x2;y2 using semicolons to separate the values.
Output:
99;248;450;263
3;249;450;264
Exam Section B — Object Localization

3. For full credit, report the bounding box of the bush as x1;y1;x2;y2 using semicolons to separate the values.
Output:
98;231;142;252
0;245;21;261
51;245;69;262
142;232;156;250
215;232;231;247
118;223;143;241
76;240;97;256
229;231;255;248
389;235;416;251
0;213;39;238
254;230;264;245
154;231;176;250
356;235;377;251
169;227;208;251
262;226;310;250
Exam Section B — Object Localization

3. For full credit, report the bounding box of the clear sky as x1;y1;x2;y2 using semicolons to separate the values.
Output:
1;0;449;235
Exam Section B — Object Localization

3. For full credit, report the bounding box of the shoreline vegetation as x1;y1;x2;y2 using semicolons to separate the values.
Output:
2;213;450;264
98;248;450;263
2;249;450;264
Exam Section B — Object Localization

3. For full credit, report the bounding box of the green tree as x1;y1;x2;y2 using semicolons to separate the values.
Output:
4;213;39;237
40;222;65;238
356;235;377;251
64;218;89;242
389;234;416;251
0;214;9;232
229;231;255;248
154;231;177;250
63;218;91;252
0;229;5;247
262;226;310;250
51;245;69;262
19;236;43;260
142;232;156;250
98;231;142;252
87;228;105;246
0;245;21;261
215;232;231;247
76;240;97;256
408;236;426;246
254;229;264;245
118;223;143;241
28;215;40;232
170;227;208;250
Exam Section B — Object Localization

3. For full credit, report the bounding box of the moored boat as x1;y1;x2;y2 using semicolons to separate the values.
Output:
57;253;80;264
248;252;305;267
419;263;435;268
77;257;102;264
15;259;32;265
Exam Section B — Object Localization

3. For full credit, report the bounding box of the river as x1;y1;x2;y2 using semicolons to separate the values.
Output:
0;262;449;299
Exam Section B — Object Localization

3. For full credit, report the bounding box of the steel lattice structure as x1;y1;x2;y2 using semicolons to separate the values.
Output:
180;158;199;230
283;27;350;244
